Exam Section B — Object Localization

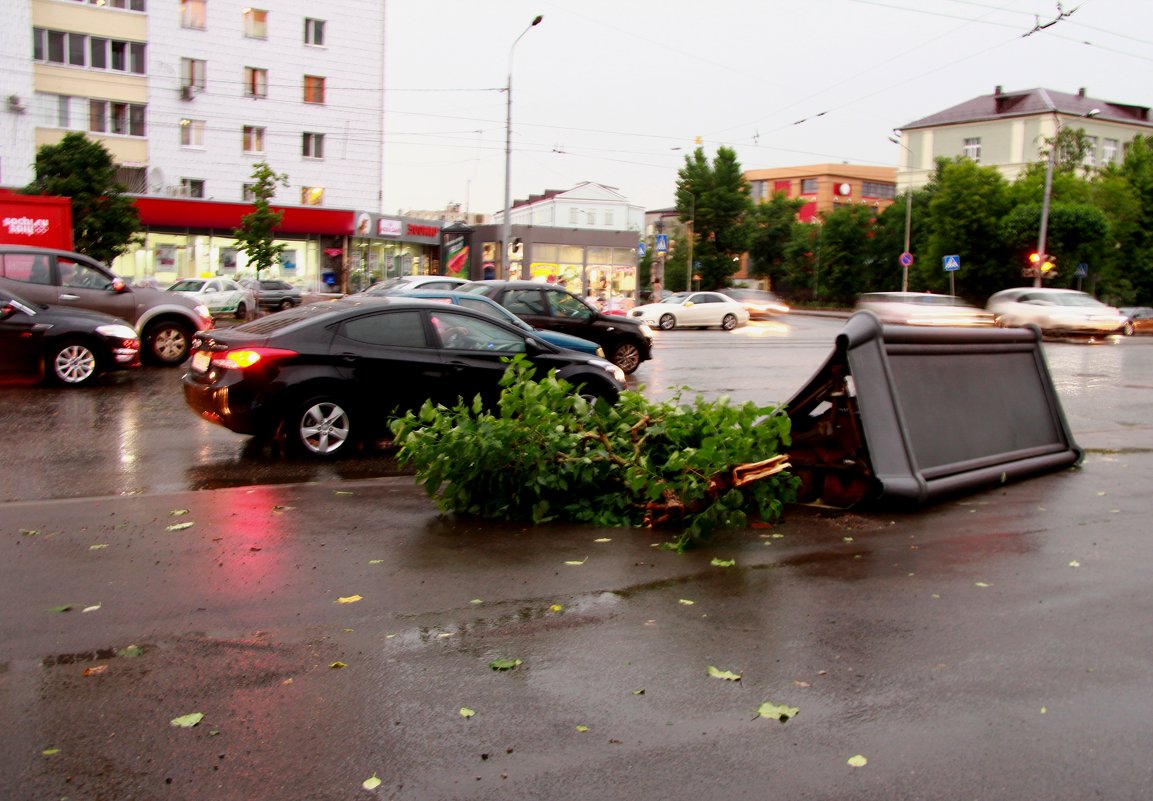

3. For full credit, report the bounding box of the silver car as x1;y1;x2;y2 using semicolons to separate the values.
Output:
986;288;1127;335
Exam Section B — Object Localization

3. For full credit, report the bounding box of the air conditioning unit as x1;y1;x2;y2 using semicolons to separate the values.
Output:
7;94;26;114
179;85;195;101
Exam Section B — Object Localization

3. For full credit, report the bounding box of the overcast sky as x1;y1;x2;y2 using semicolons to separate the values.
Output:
382;0;1153;217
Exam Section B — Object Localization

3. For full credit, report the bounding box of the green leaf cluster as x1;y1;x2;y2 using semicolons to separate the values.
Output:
233;162;289;275
390;358;799;550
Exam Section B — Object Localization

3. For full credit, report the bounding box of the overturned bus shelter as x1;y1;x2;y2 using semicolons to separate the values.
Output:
786;311;1084;509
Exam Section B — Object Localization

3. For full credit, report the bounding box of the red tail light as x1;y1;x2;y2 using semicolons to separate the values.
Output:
211;347;298;370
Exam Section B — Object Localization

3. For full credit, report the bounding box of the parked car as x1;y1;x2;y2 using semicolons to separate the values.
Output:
459;280;654;374
183;297;625;458
855;292;995;327
718;288;790;319
0;287;140;386
241;278;304;312
0;245;213;365
1118;307;1153;335
400;290;604;356
629;291;750;331
986;288;1128;336
360;275;469;296
168;277;256;320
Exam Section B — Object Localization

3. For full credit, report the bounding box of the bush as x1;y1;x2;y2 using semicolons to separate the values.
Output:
390;358;798;550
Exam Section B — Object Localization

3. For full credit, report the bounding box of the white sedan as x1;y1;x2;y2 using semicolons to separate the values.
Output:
168;278;257;320
629;291;750;331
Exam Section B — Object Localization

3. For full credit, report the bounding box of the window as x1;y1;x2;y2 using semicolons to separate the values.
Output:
181;58;206;92
180;118;205;147
57;95;72;127
243;125;266;154
963;137;981;162
76;0;146;9
243;8;268;39
1103;138;1119;165
244;67;268;98
69;32;86;66
585;209;597;226
342;311;426;348
862;181;897;199
301;186;324;205
800;178;818;194
1082;136;1098;168
569;208;579;224
34;29;144;74
90;37;107;69
181;179;205;198
302;132;325;159
304;18;326;46
303;75;325;104
749;180;768;203
181;0;206;29
242;183;258;202
604;209;614;227
89;100;146;136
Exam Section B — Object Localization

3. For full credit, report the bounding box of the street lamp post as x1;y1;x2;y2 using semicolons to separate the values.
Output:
889;134;913;293
501;15;543;280
1035;90;1099;288
684;193;694;292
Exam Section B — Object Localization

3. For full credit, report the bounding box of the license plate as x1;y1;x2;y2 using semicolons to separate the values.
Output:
191;351;211;372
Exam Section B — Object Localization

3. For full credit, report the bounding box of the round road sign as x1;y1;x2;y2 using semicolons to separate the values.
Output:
899;251;914;267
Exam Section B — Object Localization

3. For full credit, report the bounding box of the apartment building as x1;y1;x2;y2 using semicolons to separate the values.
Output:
895;86;1153;192
744;164;898;223
3;0;385;211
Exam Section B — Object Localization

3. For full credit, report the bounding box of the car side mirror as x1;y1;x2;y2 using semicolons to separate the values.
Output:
524;336;546;355
684;301;695;307
111;277;128;293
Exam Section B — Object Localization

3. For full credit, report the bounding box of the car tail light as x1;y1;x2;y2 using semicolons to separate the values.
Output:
211;347;297;370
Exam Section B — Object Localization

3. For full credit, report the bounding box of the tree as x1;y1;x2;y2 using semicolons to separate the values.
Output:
234;162;289;275
24;132;141;263
676;146;751;289
747;194;804;285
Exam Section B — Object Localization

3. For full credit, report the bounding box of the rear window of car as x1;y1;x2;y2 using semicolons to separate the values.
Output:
341;310;427;347
1;253;53;284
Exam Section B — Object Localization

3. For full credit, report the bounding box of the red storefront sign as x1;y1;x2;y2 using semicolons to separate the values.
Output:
133;196;356;235
0;192;74;250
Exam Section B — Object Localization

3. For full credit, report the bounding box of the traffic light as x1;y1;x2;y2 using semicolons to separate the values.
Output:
1029;252;1055;274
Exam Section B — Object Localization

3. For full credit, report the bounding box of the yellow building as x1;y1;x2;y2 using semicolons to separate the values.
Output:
744;164;898;222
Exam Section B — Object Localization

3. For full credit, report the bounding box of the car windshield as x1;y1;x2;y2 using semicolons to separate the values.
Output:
168;279;205;292
664;293;692;305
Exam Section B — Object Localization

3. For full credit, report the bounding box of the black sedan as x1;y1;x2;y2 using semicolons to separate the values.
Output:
183;297;626;458
459;280;654;374
0;288;141;387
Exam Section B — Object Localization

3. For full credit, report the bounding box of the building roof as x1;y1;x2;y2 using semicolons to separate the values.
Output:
902;86;1153;130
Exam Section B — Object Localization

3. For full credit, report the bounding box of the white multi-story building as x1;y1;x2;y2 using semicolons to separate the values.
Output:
494;182;645;233
2;0;384;210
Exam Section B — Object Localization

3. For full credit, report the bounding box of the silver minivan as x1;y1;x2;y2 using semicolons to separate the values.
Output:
0;245;213;364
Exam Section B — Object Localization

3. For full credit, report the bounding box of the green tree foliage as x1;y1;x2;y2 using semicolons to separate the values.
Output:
234;162;289;275
677;147;752;289
747;194;804;284
390;358;798;551
24;132;141;263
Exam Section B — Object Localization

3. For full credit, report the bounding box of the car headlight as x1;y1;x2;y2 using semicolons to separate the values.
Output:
194;304;212;320
590;358;626;384
96;323;139;339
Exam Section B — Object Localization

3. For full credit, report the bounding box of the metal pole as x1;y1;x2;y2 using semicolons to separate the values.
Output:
903;187;912;292
1035;126;1056;289
685;193;694;291
501;15;542;281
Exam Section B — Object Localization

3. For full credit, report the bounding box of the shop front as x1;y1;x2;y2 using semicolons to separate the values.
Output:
347;214;444;293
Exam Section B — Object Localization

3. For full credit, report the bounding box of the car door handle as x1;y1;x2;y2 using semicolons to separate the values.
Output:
59;293;81;301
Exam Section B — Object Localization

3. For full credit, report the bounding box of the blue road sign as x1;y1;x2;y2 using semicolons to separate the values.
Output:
1076;262;1088;277
943;254;961;272
655;234;669;254
638;242;646;258
899;251;914;267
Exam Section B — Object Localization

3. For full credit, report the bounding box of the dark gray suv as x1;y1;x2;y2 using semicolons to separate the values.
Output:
0;245;213;365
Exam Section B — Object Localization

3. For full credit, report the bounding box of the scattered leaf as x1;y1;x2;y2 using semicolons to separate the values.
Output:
564;557;588;566
170;509;190;516
117;645;144;658
842;536;854;543
335;490;355;496
166;522;194;531
89;543;109;550
1040;706;1047;714
170;712;204;728
489;658;522;671
459;707;476;718
1097;491;1107;496
757;701;799;722
82;604;101;613
1068;560;1081;568
330;661;347;669
575;725;590;733
793;680;811;689
272;505;295;512
711;558;735;567
593;537;612;543
847;754;868;767
975;582;991;588
20;528;39;536
470;598;483;605
282;678;294;685
362;774;382;791
678;599;695;606
209;730;221;736
49;605;72;613
549;604;564;612
42;748;61;756
83;665;108;677
632;689;646;696
369;559;384;565
708;666;742;681
337;595;363;604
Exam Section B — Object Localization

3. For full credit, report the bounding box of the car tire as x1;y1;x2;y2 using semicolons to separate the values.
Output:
721;313;738;331
658;313;676;331
279;299;294;311
48;339;99;386
144;321;194;365
610;342;642;375
286;396;354;458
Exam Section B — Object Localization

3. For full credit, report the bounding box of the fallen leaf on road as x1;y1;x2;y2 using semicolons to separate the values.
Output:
975;582;991;588
459;707;476;718
678;599;695;606
369;559;384;565
82;604;101;613
576;725;590;732
89;544;109;550
166;522;194;531
549;604;564;612
847;754;868;767
632;689;645;695
594;537;612;543
42;748;61;756
170;712;204;728
362;774;382;791
83;665;108;677
272;505;295;512
564;557;588;566
337;595;363;604
49;605;72;613
711;558;736;567
708;666;742;681
1069;560;1081;568
330;661;347;669
335;490;354;496
757;701;799;722
169;509;189;516
489;658;522;671
20;529;38;536
117;645;144;658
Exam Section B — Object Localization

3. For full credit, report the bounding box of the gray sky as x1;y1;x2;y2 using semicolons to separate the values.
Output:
383;0;1153;216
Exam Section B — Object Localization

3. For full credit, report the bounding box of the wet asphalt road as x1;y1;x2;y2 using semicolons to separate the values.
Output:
3;317;1153;800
